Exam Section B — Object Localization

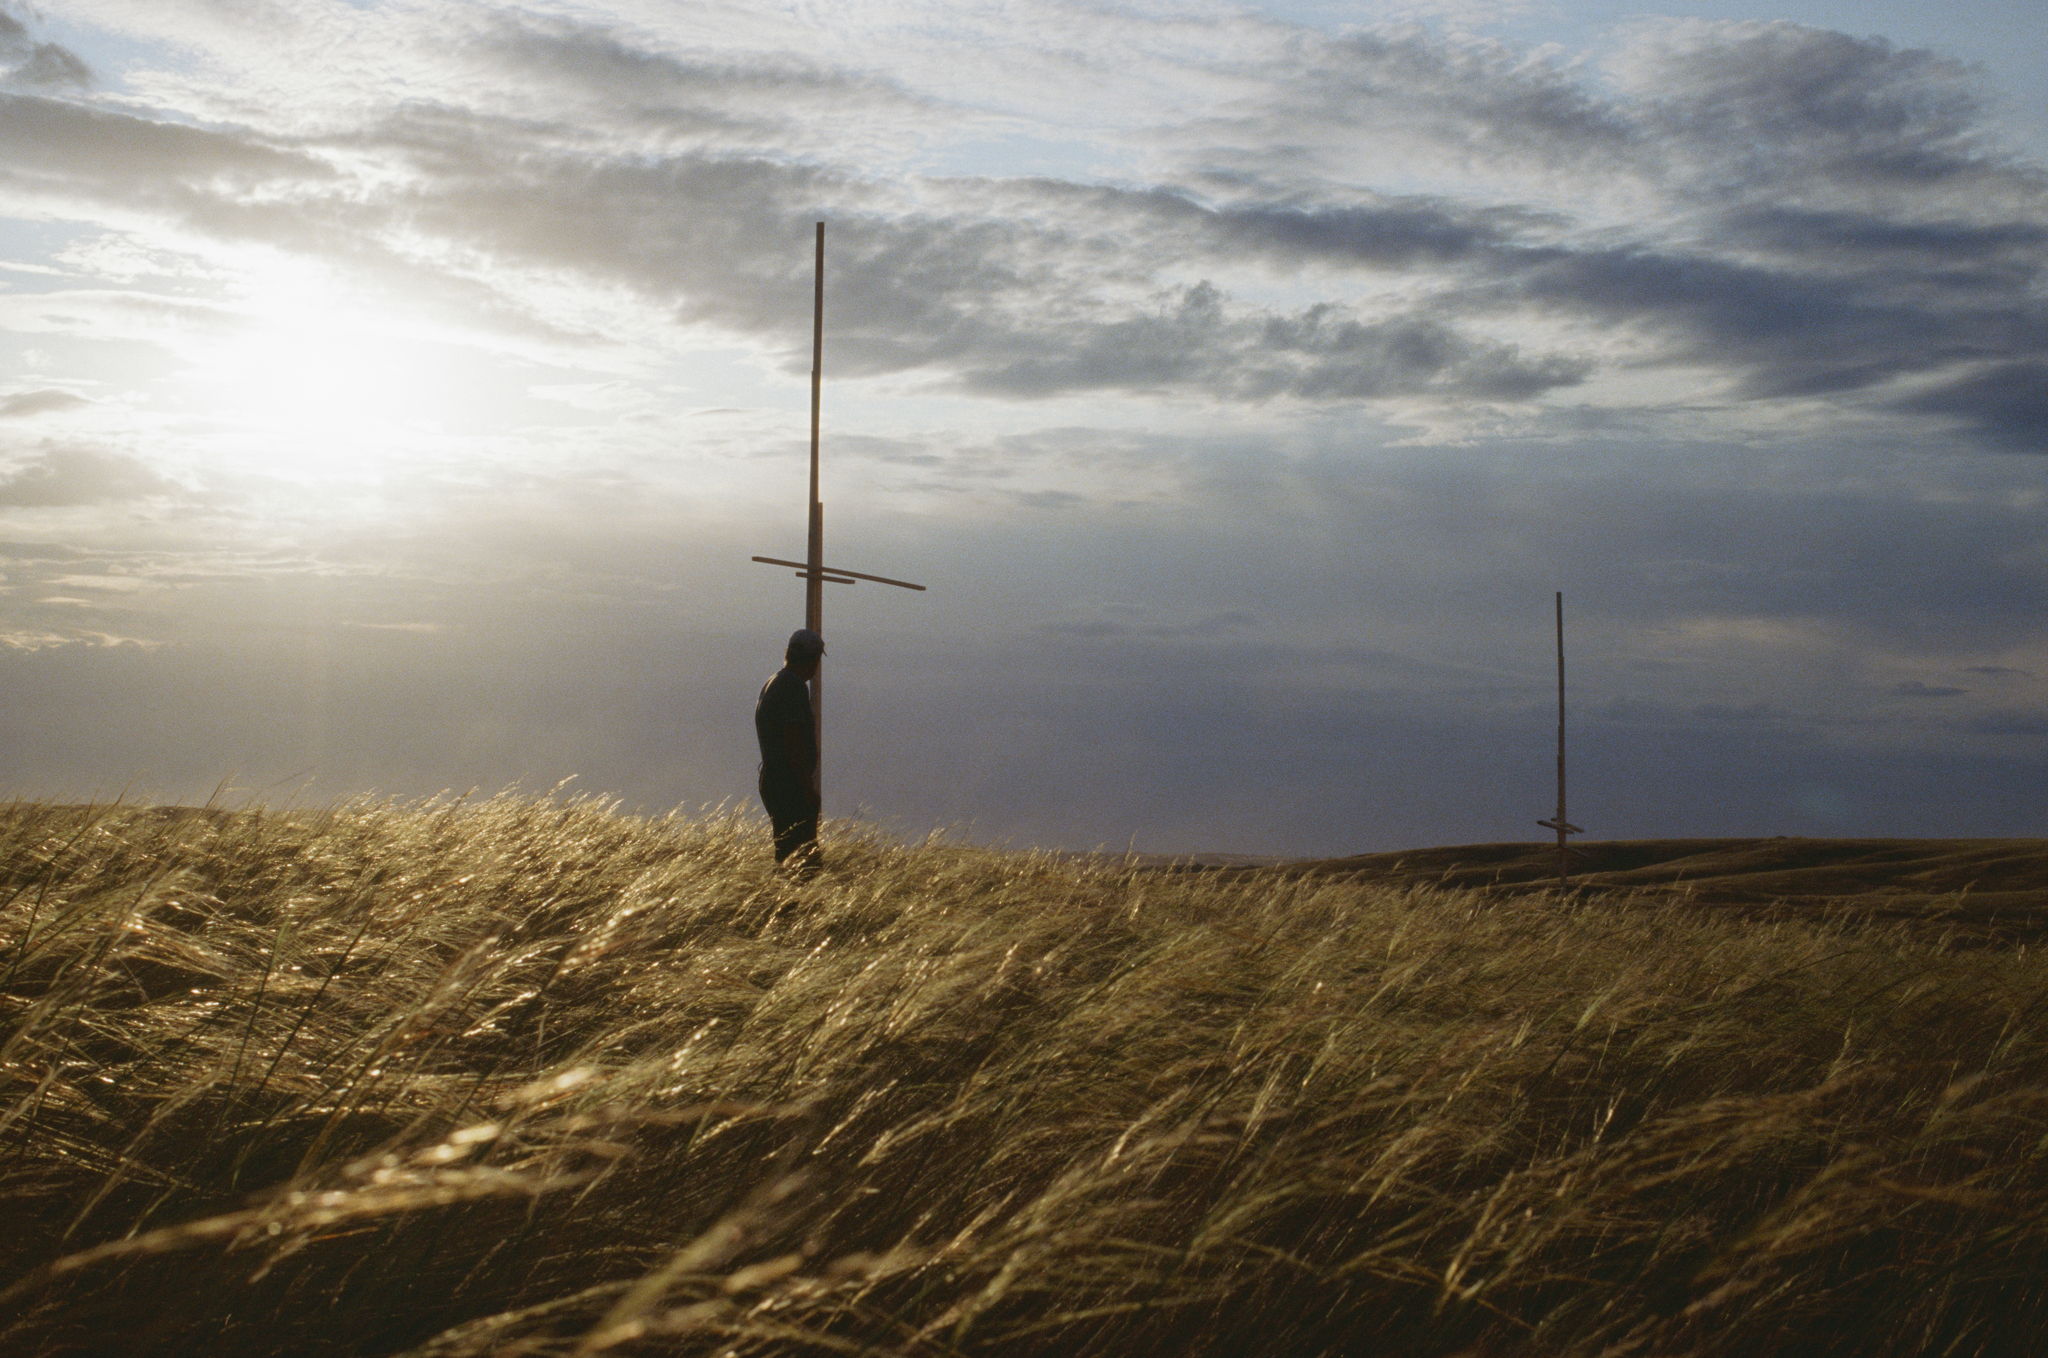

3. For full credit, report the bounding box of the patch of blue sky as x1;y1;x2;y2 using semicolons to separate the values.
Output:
21;12;172;97
908;131;1146;185
0;222;101;291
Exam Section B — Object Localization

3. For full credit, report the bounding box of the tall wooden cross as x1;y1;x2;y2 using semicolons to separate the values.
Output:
1535;590;1583;886
748;221;926;805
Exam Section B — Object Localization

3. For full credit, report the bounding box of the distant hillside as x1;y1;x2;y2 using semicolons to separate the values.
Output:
1162;837;2048;939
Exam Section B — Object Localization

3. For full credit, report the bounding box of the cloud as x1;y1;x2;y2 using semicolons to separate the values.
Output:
1894;680;1967;698
1036;607;1262;641
0;447;180;507
0;90;333;213
962;26;2044;428
257;115;1581;406
1010;489;1087;511
466;8;939;155
1200;195;1549;270
0;287;233;348
0;389;88;418
1168;25;1639;193
6;10;2040;443
1691;701;1788;723
1138;20;2048;446
1894;361;2048;453
1967;712;2048;738
0;628;154;651
1497;242;2029;401
1;17;2037;490
4;2;2048;853
1714;205;2048;277
0;412;2036;849
0;6;91;91
1613;21;2008;198
948;282;1589;401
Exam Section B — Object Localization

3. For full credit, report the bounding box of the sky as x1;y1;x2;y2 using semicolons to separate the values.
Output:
0;0;2044;856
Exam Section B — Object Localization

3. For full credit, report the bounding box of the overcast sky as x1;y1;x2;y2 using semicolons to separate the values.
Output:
1;0;2044;855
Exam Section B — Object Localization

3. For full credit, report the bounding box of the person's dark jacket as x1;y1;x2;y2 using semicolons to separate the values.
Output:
754;667;817;789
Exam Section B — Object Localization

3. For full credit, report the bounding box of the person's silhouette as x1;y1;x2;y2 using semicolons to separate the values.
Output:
755;628;823;873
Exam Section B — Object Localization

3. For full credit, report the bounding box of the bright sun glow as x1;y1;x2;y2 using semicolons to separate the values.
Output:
182;256;453;480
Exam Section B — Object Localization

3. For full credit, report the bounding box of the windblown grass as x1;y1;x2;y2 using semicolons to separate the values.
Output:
2;795;2045;1356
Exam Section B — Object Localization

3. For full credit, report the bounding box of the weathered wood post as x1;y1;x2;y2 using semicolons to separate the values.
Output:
805;222;825;723
1536;590;1583;886
748;220;927;811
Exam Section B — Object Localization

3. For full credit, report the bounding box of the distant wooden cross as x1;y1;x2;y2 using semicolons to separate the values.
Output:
748;221;927;806
1536;590;1583;886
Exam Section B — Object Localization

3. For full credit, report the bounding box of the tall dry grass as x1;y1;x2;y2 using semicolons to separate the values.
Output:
2;794;2046;1356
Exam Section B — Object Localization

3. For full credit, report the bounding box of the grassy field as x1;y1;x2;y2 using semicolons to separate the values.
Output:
3;797;2047;1356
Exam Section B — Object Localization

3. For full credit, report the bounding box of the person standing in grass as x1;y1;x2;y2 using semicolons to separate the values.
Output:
755;628;824;874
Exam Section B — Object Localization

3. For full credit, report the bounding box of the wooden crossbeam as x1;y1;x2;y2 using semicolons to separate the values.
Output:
750;556;925;591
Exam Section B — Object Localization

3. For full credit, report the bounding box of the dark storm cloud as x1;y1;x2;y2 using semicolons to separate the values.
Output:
1496;243;2045;402
982;176;1543;271
952;282;1587;401
1625;22;2005;196
968;162;2042;421
1205;198;1543;269
820;182;1587;398
1155;21;2048;447
1894;361;2048;453
1548;26;2048;440
955;25;2044;425
1716;206;2048;276
0;447;178;506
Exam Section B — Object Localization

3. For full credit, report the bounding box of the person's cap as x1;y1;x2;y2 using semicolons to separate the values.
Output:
787;628;825;657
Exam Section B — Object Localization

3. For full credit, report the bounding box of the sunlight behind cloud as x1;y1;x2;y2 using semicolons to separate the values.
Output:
180;254;454;481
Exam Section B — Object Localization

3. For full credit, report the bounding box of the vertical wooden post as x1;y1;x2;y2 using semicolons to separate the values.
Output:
747;221;926;836
1553;591;1567;884
806;221;825;795
1537;590;1582;887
